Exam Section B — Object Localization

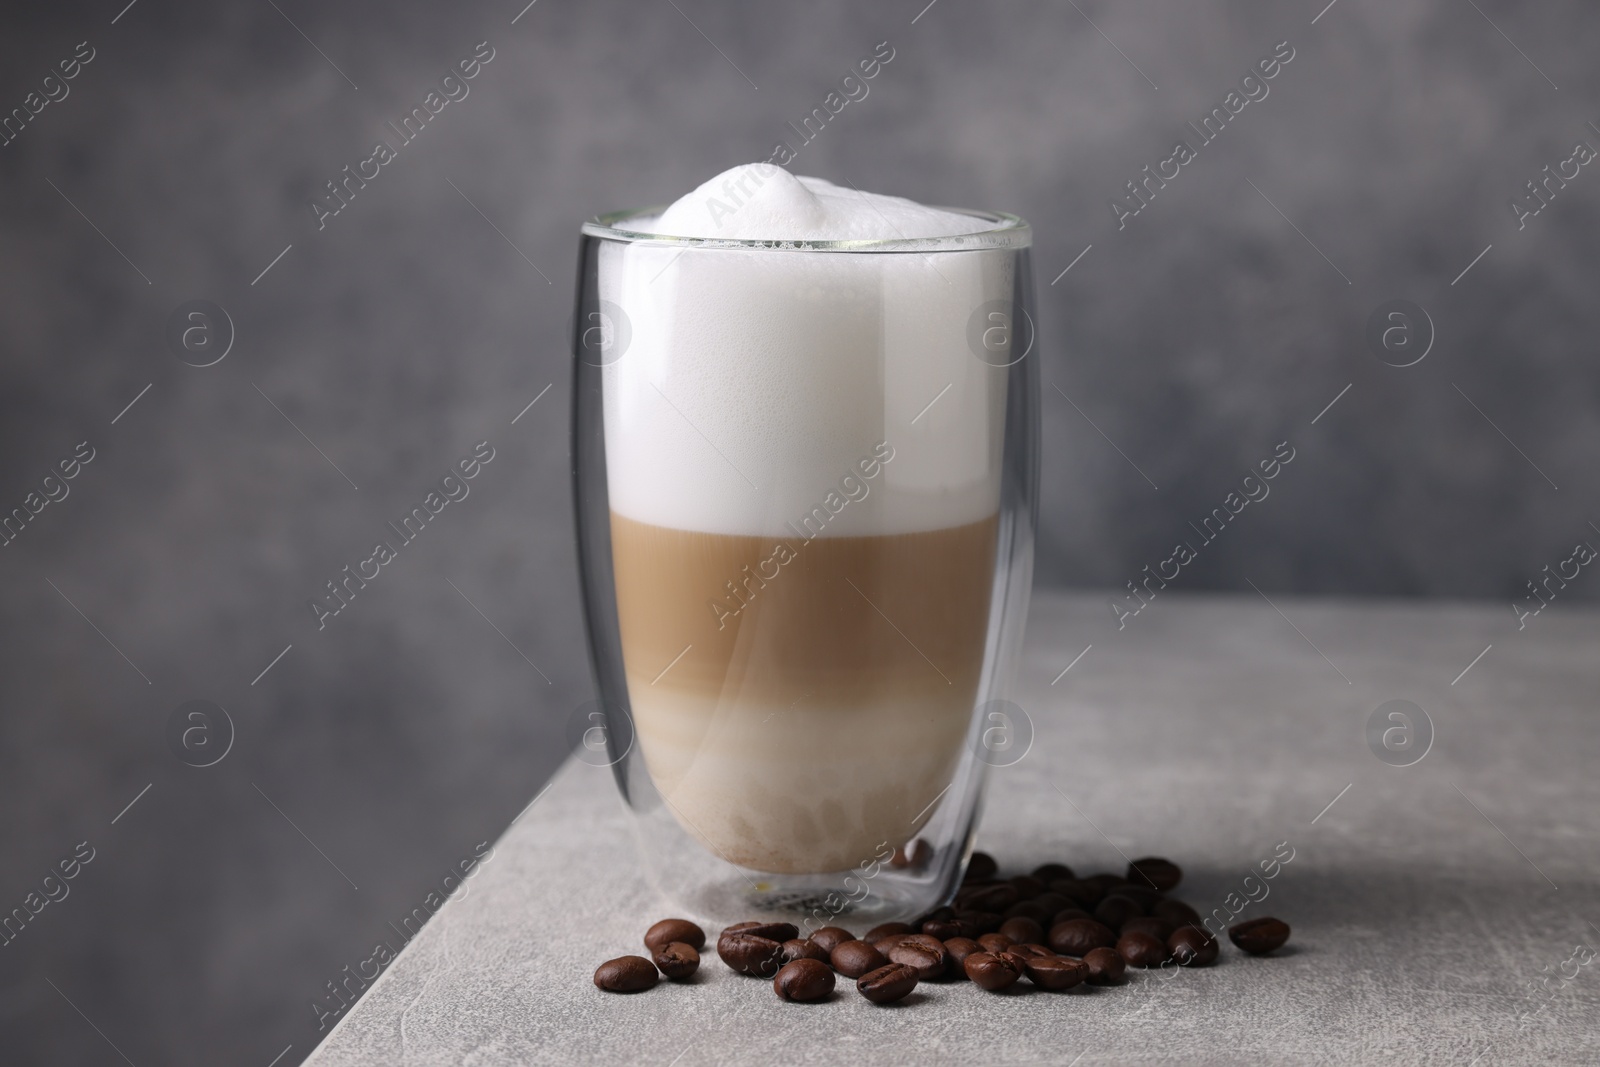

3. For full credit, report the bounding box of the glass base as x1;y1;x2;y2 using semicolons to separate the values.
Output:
682;868;945;931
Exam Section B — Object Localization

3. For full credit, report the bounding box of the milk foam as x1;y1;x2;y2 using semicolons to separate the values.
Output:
652;164;987;241
601;165;1013;538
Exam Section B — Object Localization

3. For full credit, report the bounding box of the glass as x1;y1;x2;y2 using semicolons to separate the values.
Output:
570;204;1038;928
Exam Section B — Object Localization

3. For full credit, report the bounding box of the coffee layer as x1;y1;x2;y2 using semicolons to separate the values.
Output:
611;512;998;873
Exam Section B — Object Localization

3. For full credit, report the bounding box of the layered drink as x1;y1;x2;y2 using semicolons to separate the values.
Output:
598;165;1015;873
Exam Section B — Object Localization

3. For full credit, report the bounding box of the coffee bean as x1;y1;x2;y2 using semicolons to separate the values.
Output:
652;942;699;980
1106;883;1165;910
718;933;783;977
1009;874;1047;899
1083;873;1125;896
1050;878;1103;907
1032;862;1075;881
964;950;1023;991
1048;918;1116;957
1050;908;1094;927
644;918;706;952
1117;930;1169;968
1001;900;1050;924
594;955;659;992
1169;925;1219;967
942;937;982;979
1127;856;1183;892
809;926;855;954
954;910;1001;936
1094;894;1145;929
998;916;1044;945
870;935;901;957
922;918;965;941
721;921;798;944
1152;899;1203;926
1120;916;1175;941
1083;946;1127;986
960;883;1020;913
911;906;955;928
857;962;920;1004
773;958;835;1002
1023;954;1089;991
965;851;999;882
780;938;830;965
862;922;914;943
885;940;945;981
1229;916;1291;955
977;932;1014;954
1032;892;1071;915
830;939;889;979
1006;943;1055;959
891;839;931;868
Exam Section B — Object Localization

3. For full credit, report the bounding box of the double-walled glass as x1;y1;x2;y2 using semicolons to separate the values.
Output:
571;206;1037;928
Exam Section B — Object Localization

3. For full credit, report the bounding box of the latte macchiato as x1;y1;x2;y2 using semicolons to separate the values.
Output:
601;165;1015;873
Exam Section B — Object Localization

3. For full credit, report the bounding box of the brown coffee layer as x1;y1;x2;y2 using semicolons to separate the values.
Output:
610;514;997;705
609;513;998;873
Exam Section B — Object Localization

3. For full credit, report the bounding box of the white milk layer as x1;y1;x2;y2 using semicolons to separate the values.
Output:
600;165;1014;538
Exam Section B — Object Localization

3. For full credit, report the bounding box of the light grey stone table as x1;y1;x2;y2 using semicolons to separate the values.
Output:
306;592;1600;1066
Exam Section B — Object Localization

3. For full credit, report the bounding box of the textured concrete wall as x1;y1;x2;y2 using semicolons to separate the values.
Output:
0;0;1595;1063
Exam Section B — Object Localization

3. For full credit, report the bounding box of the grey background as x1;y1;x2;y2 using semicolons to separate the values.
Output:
0;0;1594;1063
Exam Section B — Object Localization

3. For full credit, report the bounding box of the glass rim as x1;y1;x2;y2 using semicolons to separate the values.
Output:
581;205;1031;253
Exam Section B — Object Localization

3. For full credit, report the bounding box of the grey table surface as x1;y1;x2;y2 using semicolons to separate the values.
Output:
305;591;1600;1066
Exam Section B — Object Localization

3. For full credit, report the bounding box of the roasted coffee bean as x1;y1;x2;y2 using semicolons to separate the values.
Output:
961;883;1020;913
830;939;889;979
965;851;999;882
977;932;1014;954
1050;878;1102;907
773;958;835;1002
594;955;659;992
1229;916;1291;955
1032;862;1075;882
964;950;1023;991
892;839;932;868
1094;894;1145;929
721;921;798;944
942;937;982;979
1032;892;1071;915
1009;875;1047;899
857;962;920;1004
863;922;914;943
780;939;830;965
809;926;856;954
718;933;784;977
1117;930;1169;968
1051;908;1094;927
1023;954;1089;991
911;906;955;928
922;918;965;941
1048;918;1117;957
644;918;706;952
870;935;901;957
1152;899;1203;926
1083;946;1128;986
1106;883;1165;910
1120;916;1175;942
998;916;1044;945
1007;943;1055;959
652;942;699;980
885;940;945;981
1127;856;1183;892
954;910;1001;936
1083;873;1125;898
1169;925;1219;967
1001;900;1050;924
